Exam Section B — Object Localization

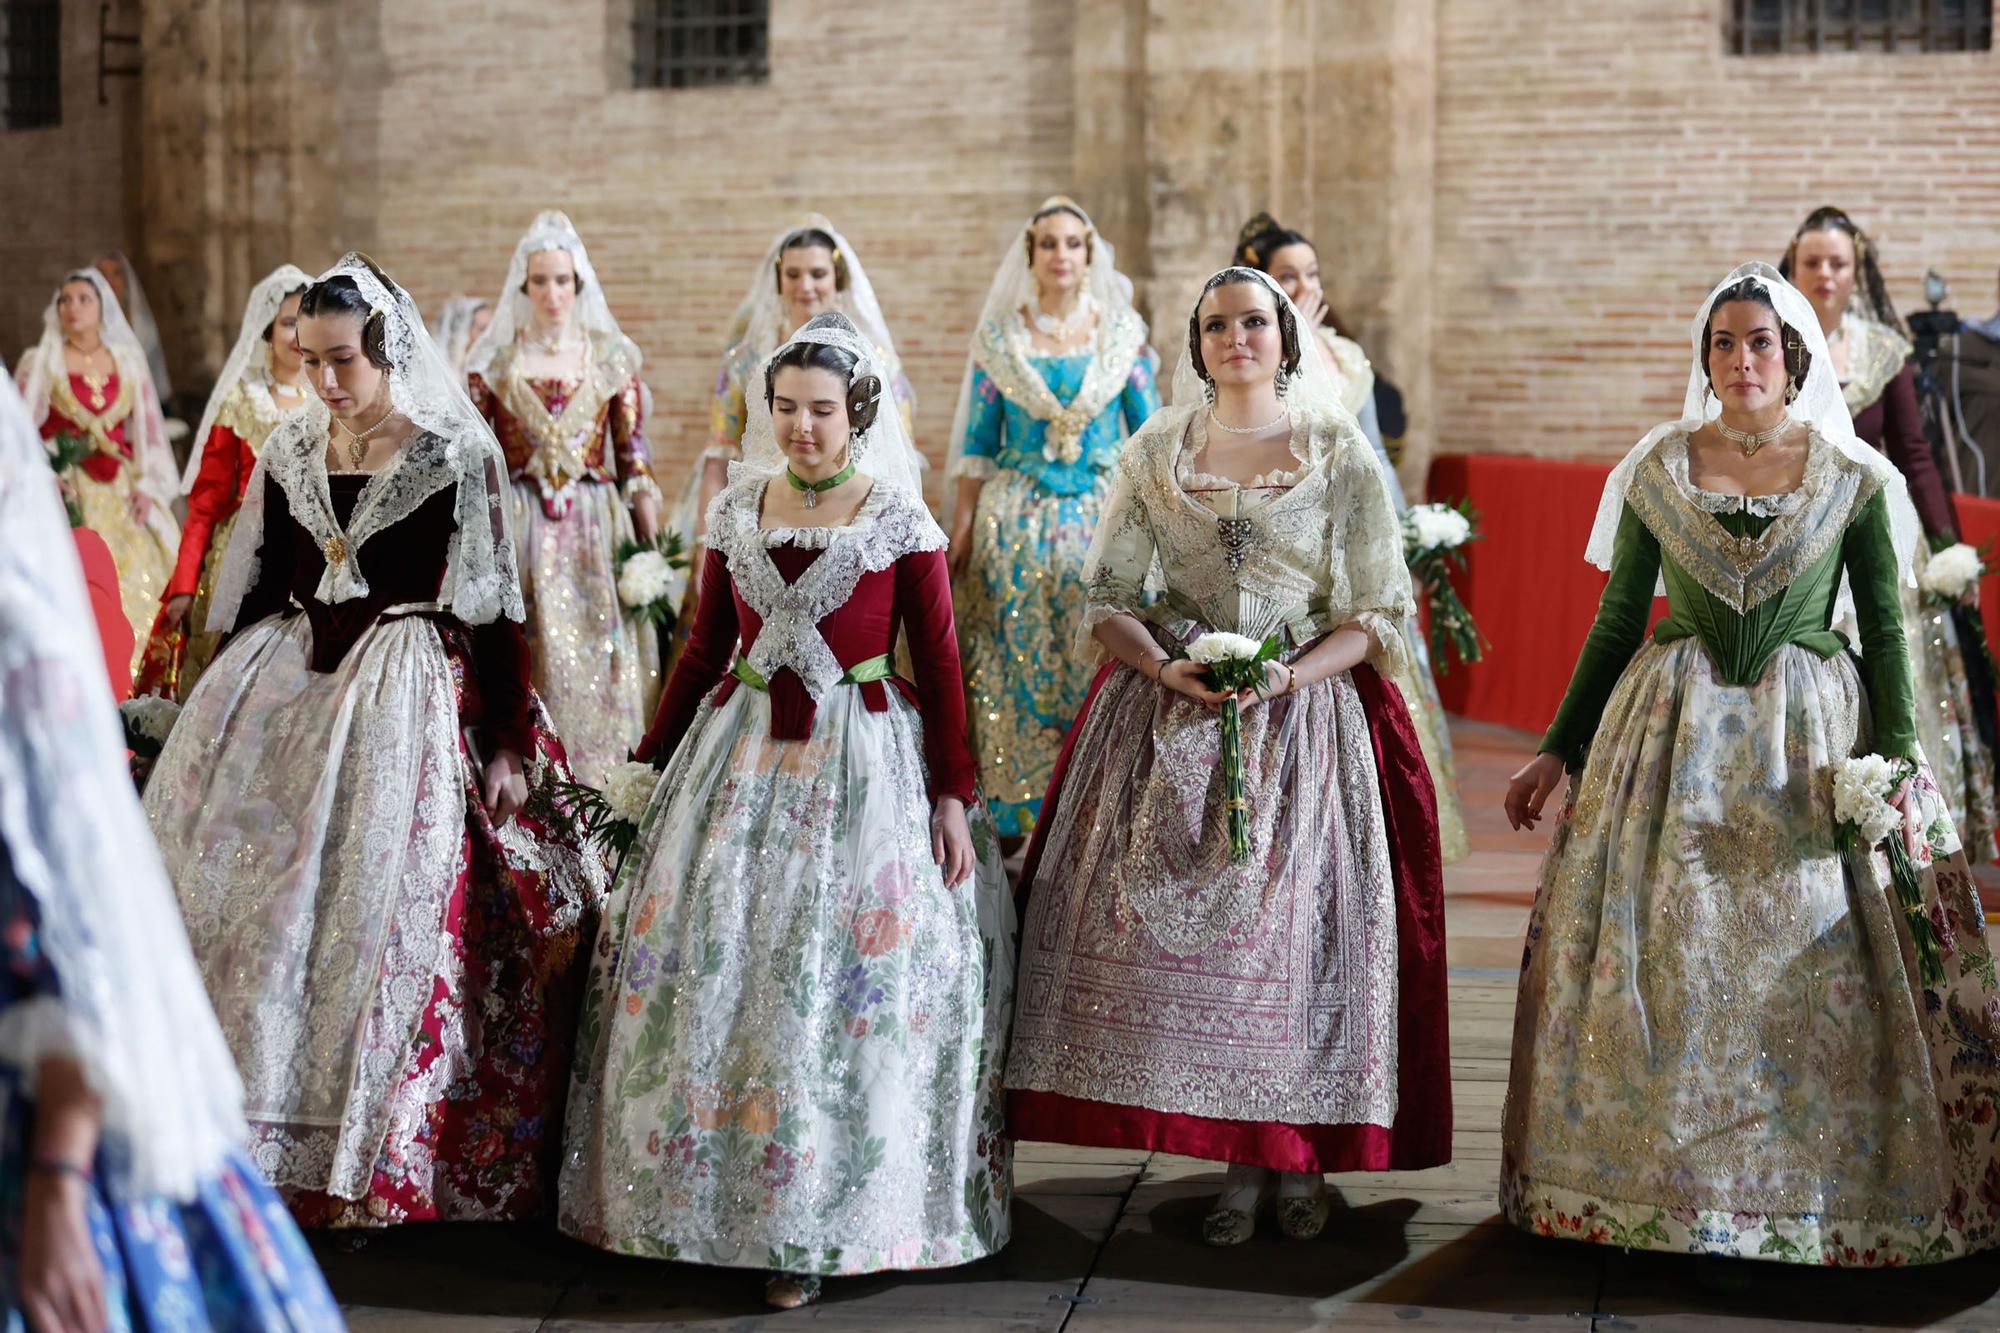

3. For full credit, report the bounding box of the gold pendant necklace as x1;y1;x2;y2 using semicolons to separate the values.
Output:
1716;417;1789;457
335;401;396;468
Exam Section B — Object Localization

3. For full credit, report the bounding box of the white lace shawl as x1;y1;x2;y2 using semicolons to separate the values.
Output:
703;475;946;700
205;411;525;632
1079;399;1413;674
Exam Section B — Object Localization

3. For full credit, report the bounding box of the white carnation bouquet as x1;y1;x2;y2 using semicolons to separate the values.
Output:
552;759;660;875
1831;753;1944;986
1402;499;1485;675
1184;630;1283;863
1918;542;1987;605
615;531;689;627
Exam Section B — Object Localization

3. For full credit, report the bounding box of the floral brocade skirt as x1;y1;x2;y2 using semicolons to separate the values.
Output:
144;611;606;1227
958;468;1110;837
559;686;1016;1276
1502;639;2000;1266
511;479;661;786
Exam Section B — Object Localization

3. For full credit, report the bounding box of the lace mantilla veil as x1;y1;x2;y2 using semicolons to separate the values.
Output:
941;196;1151;524
462;209;640;384
179;263;313;491
1583;261;1920;596
206;254;526;632
0;372;248;1200
735;313;927;504
432;294;491;376
15;268;178;508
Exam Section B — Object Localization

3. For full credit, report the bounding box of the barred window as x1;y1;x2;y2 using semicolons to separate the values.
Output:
631;0;769;90
3;0;61;131
1726;0;1993;53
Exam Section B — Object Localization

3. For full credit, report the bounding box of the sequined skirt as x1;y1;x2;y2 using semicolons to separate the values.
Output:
1905;586;2000;862
511;479;661;786
958;468;1109;836
1502;639;2000;1266
145;612;605;1222
559;686;1016;1275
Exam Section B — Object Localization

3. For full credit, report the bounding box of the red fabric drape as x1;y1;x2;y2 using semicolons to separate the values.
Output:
73;529;131;701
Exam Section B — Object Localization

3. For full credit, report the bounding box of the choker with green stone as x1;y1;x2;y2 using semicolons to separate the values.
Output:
786;460;857;509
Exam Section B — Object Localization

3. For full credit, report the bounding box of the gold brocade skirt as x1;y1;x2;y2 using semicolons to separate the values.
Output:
71;464;179;675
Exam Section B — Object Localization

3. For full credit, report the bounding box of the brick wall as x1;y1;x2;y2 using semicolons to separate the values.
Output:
0;0;136;379
1433;0;2000;463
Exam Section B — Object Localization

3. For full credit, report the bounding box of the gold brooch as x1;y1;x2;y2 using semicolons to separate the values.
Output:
323;536;348;565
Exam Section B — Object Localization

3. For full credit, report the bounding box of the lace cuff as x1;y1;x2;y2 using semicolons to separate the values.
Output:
1075;597;1141;659
701;441;744;463
947;454;998;481
621;474;664;506
1352;610;1414;680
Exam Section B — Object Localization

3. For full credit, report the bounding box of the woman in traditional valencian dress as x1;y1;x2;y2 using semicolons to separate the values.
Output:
134;264;313;700
0;372;342;1329
1782;206;2000;861
561;314;1013;1311
15;269;180;673
1234;211;1468;863
1502;262;2000;1270
945;197;1159;841
143;254;605;1229
1006;268;1450;1246
465;210;662;785
677;217;920;566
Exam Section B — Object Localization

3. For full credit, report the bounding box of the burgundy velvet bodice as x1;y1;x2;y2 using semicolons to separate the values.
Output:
637;541;977;804
1852;363;1958;541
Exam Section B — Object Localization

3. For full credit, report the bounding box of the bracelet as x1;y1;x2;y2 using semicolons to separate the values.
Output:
1281;662;1297;696
29;1155;91;1183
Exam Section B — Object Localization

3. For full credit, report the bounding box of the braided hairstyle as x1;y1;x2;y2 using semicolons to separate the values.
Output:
298;254;397;369
1780;206;1902;333
1232;212;1343;333
1185;269;1304;393
1700;278;1814;396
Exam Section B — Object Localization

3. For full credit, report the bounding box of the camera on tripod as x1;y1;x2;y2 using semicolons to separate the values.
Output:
1909;269;1993;497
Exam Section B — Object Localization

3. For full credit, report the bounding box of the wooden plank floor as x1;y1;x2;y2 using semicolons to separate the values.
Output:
309;720;2000;1330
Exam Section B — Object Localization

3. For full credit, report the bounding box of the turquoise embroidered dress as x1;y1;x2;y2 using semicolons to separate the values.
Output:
955;327;1158;836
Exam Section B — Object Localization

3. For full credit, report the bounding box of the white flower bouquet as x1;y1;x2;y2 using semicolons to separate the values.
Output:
1832;753;1944;986
1403;499;1485;674
1919;542;1986;605
1185;631;1283;863
615;531;689;627
552;759;660;875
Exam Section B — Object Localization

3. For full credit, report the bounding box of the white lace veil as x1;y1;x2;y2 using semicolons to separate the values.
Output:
15;268;177;507
207;253;525;631
722;215;903;378
737;312;924;501
431;294;492;376
942;196;1146;522
0;372;247;1201
97;251;172;403
1583;261;1919;588
180;263;313;491
463;210;638;384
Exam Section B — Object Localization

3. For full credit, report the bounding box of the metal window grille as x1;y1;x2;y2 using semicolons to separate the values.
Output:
1726;0;1993;53
631;0;769;90
4;0;61;131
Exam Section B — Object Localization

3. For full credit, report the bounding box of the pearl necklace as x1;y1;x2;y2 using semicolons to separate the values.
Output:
334;402;397;468
1716;417;1790;458
527;323;573;356
1208;406;1290;436
1031;294;1093;348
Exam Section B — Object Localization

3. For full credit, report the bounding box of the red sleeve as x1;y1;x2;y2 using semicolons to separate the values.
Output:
896;547;977;804
167;427;247;597
472;616;535;757
1882;365;1959;540
634;547;739;764
467;372;497;426
72;529;133;701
